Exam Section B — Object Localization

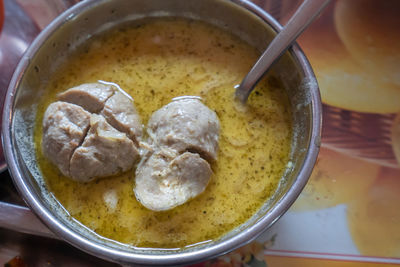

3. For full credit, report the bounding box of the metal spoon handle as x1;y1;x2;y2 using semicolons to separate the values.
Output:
235;0;330;103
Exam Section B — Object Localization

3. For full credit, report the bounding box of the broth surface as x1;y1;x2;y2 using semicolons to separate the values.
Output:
34;18;292;248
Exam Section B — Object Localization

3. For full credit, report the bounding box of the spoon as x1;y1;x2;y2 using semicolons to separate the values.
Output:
235;0;330;103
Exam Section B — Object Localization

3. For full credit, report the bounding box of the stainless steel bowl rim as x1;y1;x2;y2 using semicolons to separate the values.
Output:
2;0;322;265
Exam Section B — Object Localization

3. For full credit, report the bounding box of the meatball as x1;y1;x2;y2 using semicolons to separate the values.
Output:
101;91;142;144
147;97;220;161
42;101;90;177
58;83;115;113
42;82;142;182
135;97;220;211
58;83;143;143
70;114;139;182
135;151;212;211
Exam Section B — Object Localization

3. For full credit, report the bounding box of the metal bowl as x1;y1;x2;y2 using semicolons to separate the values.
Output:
2;0;321;265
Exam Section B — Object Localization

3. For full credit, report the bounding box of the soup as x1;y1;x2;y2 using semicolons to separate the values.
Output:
34;18;292;248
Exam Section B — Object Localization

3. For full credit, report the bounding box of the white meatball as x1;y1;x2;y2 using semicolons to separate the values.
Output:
42;101;91;177
58;83;115;113
135;151;212;211
70;114;139;182
135;97;220;211
147;98;220;161
101;91;143;144
42;82;142;182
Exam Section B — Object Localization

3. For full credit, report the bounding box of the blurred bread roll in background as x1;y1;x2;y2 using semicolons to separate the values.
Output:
297;0;399;167
298;0;400;113
335;0;400;86
347;167;400;257
292;147;379;211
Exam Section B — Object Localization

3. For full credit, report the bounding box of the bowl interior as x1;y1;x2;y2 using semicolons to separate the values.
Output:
5;0;320;265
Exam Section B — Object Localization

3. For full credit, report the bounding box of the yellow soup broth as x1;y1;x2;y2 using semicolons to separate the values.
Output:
34;18;292;248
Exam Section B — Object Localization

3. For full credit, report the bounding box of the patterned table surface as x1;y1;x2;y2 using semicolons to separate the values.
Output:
1;0;399;266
